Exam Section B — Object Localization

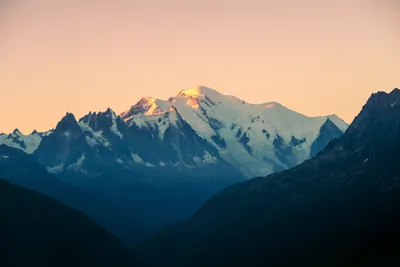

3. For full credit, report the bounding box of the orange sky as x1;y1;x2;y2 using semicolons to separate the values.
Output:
1;0;399;134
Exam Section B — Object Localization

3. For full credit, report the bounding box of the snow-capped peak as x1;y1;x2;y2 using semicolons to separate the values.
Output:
122;86;235;120
325;114;349;133
176;86;241;104
11;128;22;137
177;86;209;98
119;85;348;177
0;85;350;178
177;86;228;99
0;129;43;154
121;97;171;119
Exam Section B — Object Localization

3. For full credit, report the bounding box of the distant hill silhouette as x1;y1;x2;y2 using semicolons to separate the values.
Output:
0;144;148;247
0;179;146;267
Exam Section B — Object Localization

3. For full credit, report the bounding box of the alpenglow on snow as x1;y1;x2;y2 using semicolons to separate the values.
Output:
0;86;348;178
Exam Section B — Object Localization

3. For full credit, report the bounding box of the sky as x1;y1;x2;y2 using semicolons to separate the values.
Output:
0;0;399;133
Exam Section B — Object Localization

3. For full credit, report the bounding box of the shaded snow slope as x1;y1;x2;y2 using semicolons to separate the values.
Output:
120;86;349;177
1;86;348;178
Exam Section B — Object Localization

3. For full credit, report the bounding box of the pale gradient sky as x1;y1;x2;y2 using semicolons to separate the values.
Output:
1;0;399;133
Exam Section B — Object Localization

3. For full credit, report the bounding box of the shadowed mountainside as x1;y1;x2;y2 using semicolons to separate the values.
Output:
137;88;400;267
0;179;146;267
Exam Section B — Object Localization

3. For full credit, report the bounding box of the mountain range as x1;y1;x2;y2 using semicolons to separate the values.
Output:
2;86;400;266
1;86;348;178
0;86;348;245
137;88;400;267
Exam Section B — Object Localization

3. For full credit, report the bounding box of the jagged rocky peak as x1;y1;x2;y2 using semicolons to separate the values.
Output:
390;87;400;95
55;112;82;133
367;88;400;106
79;111;97;124
80;108;116;122
348;88;400;133
78;108;125;140
61;112;77;122
101;107;118;118
7;129;26;140
11;128;22;136
103;108;116;117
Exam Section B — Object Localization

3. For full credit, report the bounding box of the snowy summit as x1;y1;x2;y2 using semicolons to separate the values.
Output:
1;86;348;178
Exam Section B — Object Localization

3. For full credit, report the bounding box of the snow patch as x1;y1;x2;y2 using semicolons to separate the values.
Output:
68;155;85;171
47;164;64;174
131;153;154;167
41;130;53;137
203;151;217;163
0;132;42;154
128;110;179;140
194;152;218;166
110;112;123;139
85;136;98;147
79;122;111;148
193;157;203;166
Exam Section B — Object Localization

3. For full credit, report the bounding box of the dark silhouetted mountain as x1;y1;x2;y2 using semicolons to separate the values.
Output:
0;179;146;267
0;145;149;247
137;88;400;267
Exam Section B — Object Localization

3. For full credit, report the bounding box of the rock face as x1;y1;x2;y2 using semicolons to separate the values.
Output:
136;88;400;267
0;86;348;244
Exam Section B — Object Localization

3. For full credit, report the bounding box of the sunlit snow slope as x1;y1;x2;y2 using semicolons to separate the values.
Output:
120;86;348;177
1;86;347;178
